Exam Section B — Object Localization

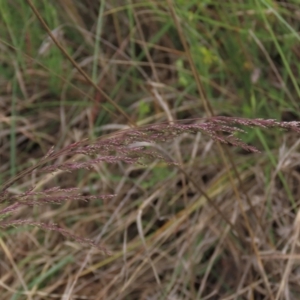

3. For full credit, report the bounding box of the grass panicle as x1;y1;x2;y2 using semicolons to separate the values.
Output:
1;117;300;254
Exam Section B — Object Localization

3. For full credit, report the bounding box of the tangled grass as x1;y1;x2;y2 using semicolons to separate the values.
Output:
1;0;300;299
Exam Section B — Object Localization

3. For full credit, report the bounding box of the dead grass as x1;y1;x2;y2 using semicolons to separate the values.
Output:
1;0;300;299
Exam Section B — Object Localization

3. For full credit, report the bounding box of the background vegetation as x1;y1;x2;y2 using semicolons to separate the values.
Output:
1;0;300;299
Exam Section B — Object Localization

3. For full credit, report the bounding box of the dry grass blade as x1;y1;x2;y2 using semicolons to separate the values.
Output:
25;0;135;126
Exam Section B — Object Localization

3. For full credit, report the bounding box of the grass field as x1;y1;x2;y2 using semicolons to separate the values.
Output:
1;1;300;299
